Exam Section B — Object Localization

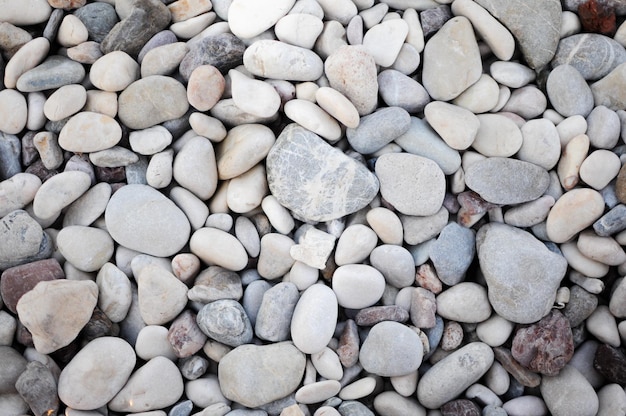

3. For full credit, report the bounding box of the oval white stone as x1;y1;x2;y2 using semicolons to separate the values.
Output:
33;171;92;220
190;227;248;271
59;111;122;152
291;284;338;354
332;264;386;309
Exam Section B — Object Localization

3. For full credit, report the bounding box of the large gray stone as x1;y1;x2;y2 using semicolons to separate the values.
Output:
266;124;379;222
476;0;561;69
552;34;626;81
0;210;51;271
476;223;568;324
16;55;85;92
218;342;305;408
359;321;423;377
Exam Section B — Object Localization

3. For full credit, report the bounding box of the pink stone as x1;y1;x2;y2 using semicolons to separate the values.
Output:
0;259;64;313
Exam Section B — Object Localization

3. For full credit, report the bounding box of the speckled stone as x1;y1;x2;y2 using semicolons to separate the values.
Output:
179;33;246;81
196;300;253;347
73;2;119;43
594;344;626;384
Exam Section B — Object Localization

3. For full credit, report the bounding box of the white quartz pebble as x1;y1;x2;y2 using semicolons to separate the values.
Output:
579;149;621;190
90;51;140;92
291;284;338;354
275;13;324;49
315;87;360;129
0;89;27;134
229;70;281;118
362;19;408;67
135;325;178;361
332;264;385;309
424;101;479;150
228;0;295;38
334;224;379;265
129;126;173;155
33;171;91;220
190;227;249;271
561;242;610;278
586;305;621;347
366;207;403;245
43;84;87;122
262;195;295;234
57;15;88;47
284;99;342;141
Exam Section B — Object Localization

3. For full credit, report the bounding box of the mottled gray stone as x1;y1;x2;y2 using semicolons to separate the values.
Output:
187;266;242;304
547;64;594;117
15;361;58;416
16;55;85;92
43;8;63;42
266;124;379;222
196;299;253;347
346;107;411;154
430;222;476;286
476;0;561;69
101;0;171;57
591;62;626;111
255;282;299;342
552;34;626;81
420;5;453;37
0;346;27;394
359;321;423;377
339;401;375;416
378;69;430;114
74;2;119;42
0;133;21;180
562;285;598;327
0;210;52;271
179;34;246;81
477;223;568;324
593;204;626;236
465;157;550;205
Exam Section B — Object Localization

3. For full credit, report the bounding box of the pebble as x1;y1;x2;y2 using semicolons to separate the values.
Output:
476;315;515;348
594;343;626;384
359;321;422;377
218;342;305;408
540;365;599;416
362;19;408;67
16;279;97;354
334;224;378;266
332;264;386;309
365;207;403;245
546;188;605;243
517;118;562;170
586;305;621;347
15;360;58;416
16;55;85;92
577;230;626;266
4;37;50;89
266;124;379;222
108;356;184;413
57;337;136;410
422;16;481;101
452;73;500;114
429;222;475;285
196;299;253;347
57;225;114;272
296;380;341;404
174;136;218;200
291;284;338;355
472;113;523;157
96;262;132;323
597;383;626;416
0;89;26;134
587;105;621;149
490;61;536;89
184;375;226;409
284;99;341;141
230;70;281;118
477;223;567;324
73;2;118;43
552;33;626;80
180;33;245;80
228;0;294;39
290;226;335;269
137;264;188;325
275;13;323;49
346;106;411;154
424;101;480;151
377;69;429;114
33;170;91;220
436;282;491;323
502;396;547;416
256;233;295;279
255;282;299;342
312;347;343;381
0;346;27;394
369;245;414;288
58;111;121;152
243;40;322;82
0;173;41;218
355;305;409;326
547;64;594;117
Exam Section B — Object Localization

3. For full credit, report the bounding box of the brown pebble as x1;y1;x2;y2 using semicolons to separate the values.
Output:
48;0;87;9
416;263;443;294
0;259;64;313
25;159;58;182
167;310;207;358
441;399;481;416
355;305;409;326
616;163;626;204
337;319;359;368
441;321;464;351
410;287;437;328
81;307;116;342
493;347;541;388
594;343;626;384
95;166;126;183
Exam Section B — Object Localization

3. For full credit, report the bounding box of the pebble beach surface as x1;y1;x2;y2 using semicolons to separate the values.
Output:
2;0;626;415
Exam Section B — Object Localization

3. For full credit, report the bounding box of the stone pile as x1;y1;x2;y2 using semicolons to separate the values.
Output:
1;0;626;415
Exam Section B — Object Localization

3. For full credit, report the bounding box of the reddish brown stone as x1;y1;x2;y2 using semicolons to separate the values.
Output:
25;160;58;182
0;259;64;313
594;344;626;384
21;131;39;166
441;399;481;416
494;347;541;388
355;305;409;326
511;310;574;376
168;310;207;358
48;0;87;9
337;319;359;368
416;263;442;294
616;163;626;204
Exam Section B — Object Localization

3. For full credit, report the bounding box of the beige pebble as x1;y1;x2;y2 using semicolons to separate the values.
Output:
169;186;209;231
452;74;500;114
90;51;139;92
129;125;173;155
257;233;296;279
33;171;92;220
189;113;227;142
187;65;225;112
57;14;88;47
146;149;174;189
275;13;324;49
0;89;27;134
561;241;610;278
66;41;103;64
315;86;360;129
141;42;189;78
579;149;621;190
362;19;408;67
170;12;215;39
168;0;213;22
366;207;403;245
0;173;41;217
4;37;49;89
216;123;275;180
172;136;218;200
210;98;278;126
577;230;626;266
261;195;295;235
424;101;479;150
226;164;267;213
190;227;248;271
27;91;46;130
472;113;523;157
84;90;118;118
546;188;604;244
284;99;342;141
295;81;319;102
557;134;590;190
339;377;377;400
335;224;379;266
59;111;122;152
43;84;87;121
230;69;281;118
586;305;620;347
557;115;587;147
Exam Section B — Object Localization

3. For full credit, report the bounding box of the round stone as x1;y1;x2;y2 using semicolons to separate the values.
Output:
43;84;87;122
90;51;139;92
369;245;415;288
436;282;491;323
359;321;423;377
104;184;191;257
230;69;281;118
228;0;295;39
58;111;122;152
546;188;605;243
547;64;594;117
217;124;276;180
57;226;114;272
0;89;27;134
173;136;218;200
187;65;225;112
334;224;379;266
291;284;338;355
332;264;385;309
190;227;248;271
33;171;91;220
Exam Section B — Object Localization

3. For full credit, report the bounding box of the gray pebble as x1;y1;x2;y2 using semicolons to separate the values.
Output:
339;400;375;416
43;8;64;42
16;55;85;92
0;346;27;394
593;204;626;236
586;105;621;149
138;30;178;63
178;355;209;380
15;361;58;416
429;222;475;286
187;266;243;304
346;107;411;154
562;285;598;327
74;2;119;43
546;64;594;117
196;299;253;347
420;5;452;38
242;279;272;327
169;399;194;416
125;155;149;184
378;69;430;114
179;33;246;81
255;282;299;342
0;133;21;180
552;33;626;80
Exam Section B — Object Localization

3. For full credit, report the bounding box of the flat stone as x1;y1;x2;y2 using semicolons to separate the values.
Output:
417;343;494;409
137;264;188;325
59;111;122;153
591;63;626;111
275;13;324;49
296;380;341;404
430;222;475;286
452;73;500;114
118;75;189;130
58;337;136;410
552;34;626;80
291;284;338;354
359;321;423;377
266;124;378;222
325;45;378;115
228;0;294;38
243;39;323;82
540;365;599;416
90;51;139;92
465;157;550;205
547;64;594;117
16;279;98;354
16;55;85;92
180;34;245;80
475;0;561;69
57;226;114;272
376;152;445;216
255;282;299;342
101;0;171;58
196;299;253;347
0;89;26;135
315;86;360;129
332;264;385;309
347;107;410;154
34;171;92;221
422;16;481;101
105;184;191;257
218;342;305;408
476;223;568;324
377;69;430;114
546;188;605;243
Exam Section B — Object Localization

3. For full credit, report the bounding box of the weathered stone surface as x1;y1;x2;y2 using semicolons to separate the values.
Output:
475;0;561;69
180;34;246;80
101;0;171;58
266;124;378;222
563;285;598;327
552;34;626;80
337;319;359;368
74;2;118;42
218;342;305;408
594;344;626;384
354;305;409;326
591;62;626;111
137;264;188;325
255;282;299;342
167;310;207;358
0;210;52;272
359;321;423;377
0;259;63;314
512;311;574;376
476;223;568;324
196;299;253;347
441;399;481;416
15;361;58;416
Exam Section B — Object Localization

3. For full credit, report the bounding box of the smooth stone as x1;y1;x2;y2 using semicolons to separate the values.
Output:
118;76;189;130
376;152;445;216
594;204;626;237
3;37;49;90
0;346;27;394
586;105;621;149
189;113;227;142
57;14;88;47
66;41;103;64
373;391;426;416
243;40;323;82
32;131;63;170
557;133;589;190
186;65;224;112
229;70;280;118
255;282;299;342
314;19;348;60
16;55;85;92
489;61;536;88
217;124;275;179
43;84;87;122
105;184;191;257
452;73;500;114
0;393;29;415
591;63;626;111
338;401;375;416
83;90;117;117
503;195;555;228
129;126;172;156
334;224;378;266
476;315;515;347
266;124;379;222
57;226;113;272
317;0;357;24
58;337;135;410
0;259;63;315
90;146;139;168
311;347;343;381
362;19;408;67
346;107;411;154
580;150;621;190
187;266;242;304
359;321;423;377
547;64;594;117
0;173;41;218
180;33;245;80
552;33;626;80
366;207;403;245
275;13;323;49
90;51;139;92
424;101;480;150
184;375;227;409
540;365;599;416
137;30;177;63
33;171;91;220
417;343;494;409
597;384;626;416
586;305;620;347
196;299;253;347
257;233;295;279
74;2;119;43
62;182;111;228
517;118;561;170
420;4;453;38
315;86;360;129
594;344;626;384
228;0;295;38
501;86;548;119
369;245;414;288
173;136;218;200
377;69;430;114
218;342;305;408
17;279;97;354
436;282;491;323
325;45;378;115
430;222;475;285
477;223;568;324
109;357;184;412
190;227;248;271
59;111;121;152
296;380;341;404
210;98;278;126
610;277;626;318
401;206;448;245
2;0;51;25
284;99;342;141
0;89;26;134
291;284;338;354
137;264;188;325
472;113;523;157
136;325;177;361
101;0;171;58
546;188;605;243
332;264;386;309
502;397;547;416
0;21;32;58
96;262;132;323
422;16;481;101
339;377;376;400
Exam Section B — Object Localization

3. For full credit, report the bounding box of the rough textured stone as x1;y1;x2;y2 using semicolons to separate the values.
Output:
0;346;27;394
15;361;58;416
180;34;246;80
441;399;481;416
196;300;253;347
218;342;305;408
594;344;626;384
255;282;299;342
511;311;574;376
563;285;598;327
346;107;411;154
167;310;207;358
266;124;379;222
0;210;52;272
354;305;409;326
